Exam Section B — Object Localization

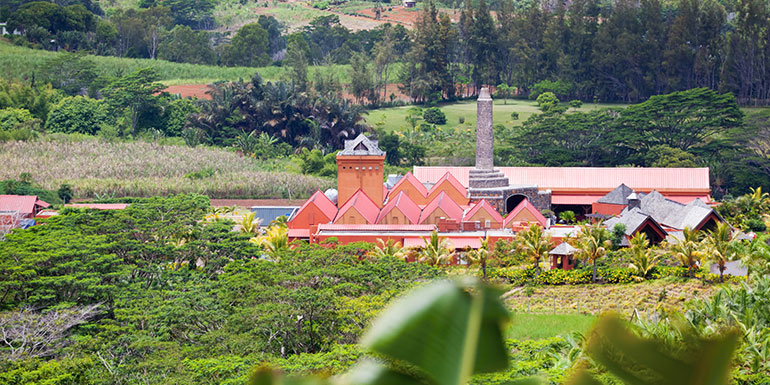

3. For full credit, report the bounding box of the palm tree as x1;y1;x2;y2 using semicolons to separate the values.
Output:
573;223;613;283
466;236;491;280
515;224;552;278
418;230;453;266
626;233;659;280
250;225;289;254
373;239;407;260
704;222;738;282
669;227;704;278
239;212;261;235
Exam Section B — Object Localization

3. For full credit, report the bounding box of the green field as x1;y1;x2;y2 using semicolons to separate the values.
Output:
0;40;401;85
507;313;596;340
367;99;623;132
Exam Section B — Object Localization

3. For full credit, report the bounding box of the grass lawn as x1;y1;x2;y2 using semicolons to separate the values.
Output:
366;99;624;132
507;313;596;340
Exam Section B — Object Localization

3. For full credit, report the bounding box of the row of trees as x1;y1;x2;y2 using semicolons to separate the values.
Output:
403;0;770;104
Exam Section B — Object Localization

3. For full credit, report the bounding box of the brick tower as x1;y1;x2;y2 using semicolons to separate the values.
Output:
336;134;386;208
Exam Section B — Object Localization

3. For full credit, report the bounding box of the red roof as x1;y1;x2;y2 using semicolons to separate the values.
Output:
377;191;421;224
293;190;338;221
414;167;711;192
404;236;482;249
335;189;380;224
317;224;436;232
0;195;49;216
420;191;464;223
462;199;504;223
504;198;547;227
391;172;429;197
430;172;468;197
288;228;310;238
66;203;129;210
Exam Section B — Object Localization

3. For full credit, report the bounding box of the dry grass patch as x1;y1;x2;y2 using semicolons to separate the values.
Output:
0;136;333;199
504;278;732;318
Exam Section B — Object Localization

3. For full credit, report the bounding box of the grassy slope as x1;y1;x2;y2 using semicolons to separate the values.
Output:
0;135;333;199
367;99;623;132
0;40;395;85
507;313;596;340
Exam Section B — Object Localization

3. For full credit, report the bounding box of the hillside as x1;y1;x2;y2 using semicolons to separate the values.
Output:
0;135;333;199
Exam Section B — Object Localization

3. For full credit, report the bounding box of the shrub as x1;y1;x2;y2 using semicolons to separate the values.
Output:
45;96;108;135
744;218;766;232
422;107;446;125
0;108;35;131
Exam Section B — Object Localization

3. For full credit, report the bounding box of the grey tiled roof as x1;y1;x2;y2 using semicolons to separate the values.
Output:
338;134;385;156
597;183;634;205
614;191;717;231
605;208;653;235
550;242;577;255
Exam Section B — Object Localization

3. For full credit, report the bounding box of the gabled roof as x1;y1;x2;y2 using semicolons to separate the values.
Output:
605;208;662;235
550;242;577;255
631;191;719;230
389;172;429;197
335;189;380;224
429;172;468;198
338;134;385;156
420;191;464;223
377;191;421;224
504;198;548;228
462;199;504;223
0;195;50;215
597;183;634;205
292;190;338;222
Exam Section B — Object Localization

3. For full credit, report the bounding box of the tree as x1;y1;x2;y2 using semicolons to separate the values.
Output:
100;68;163;138
619;88;743;151
423;107;446;125
223;23;271;67
41;52;98;96
704;222;738;282
57;183;73;204
349;52;375;104
494;84;514;104
536;91;561;113
0;108;36;131
251;225;288;254
515;223;552;278
669;227;704;277
45;96;108;135
626;232;659;280
573;222;612;282
372;239;406;260
465;236;491;280
286;33;310;92
158;25;216;65
418;230;453;265
379;133;401;165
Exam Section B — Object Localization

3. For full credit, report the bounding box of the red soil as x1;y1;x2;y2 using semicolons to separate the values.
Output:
354;5;459;27
165;84;212;100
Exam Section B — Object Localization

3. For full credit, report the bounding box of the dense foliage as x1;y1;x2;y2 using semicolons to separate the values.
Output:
0;195;442;383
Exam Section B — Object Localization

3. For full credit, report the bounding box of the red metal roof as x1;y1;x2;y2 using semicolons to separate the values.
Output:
318;224;436;231
390;171;429;197
294;190;338;221
420;191;464;223
335;189;380;224
0;195;49;216
462;199;504;223
504;198;547;227
66;203;129;210
377;191;421;224
288;228;310;238
414;167;711;192
404;236;482;249
551;195;605;205
429;172;468;197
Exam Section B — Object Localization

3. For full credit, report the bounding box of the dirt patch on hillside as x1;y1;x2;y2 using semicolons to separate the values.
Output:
210;198;307;207
353;5;459;28
165;84;211;99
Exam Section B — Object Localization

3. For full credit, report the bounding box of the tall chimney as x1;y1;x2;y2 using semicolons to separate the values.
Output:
476;86;494;170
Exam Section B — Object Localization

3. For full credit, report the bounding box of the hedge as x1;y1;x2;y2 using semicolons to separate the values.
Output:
489;266;743;286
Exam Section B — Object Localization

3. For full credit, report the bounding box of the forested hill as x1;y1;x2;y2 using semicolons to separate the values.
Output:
2;0;769;104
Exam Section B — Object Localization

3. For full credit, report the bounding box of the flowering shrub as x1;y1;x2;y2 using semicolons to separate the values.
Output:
487;265;742;286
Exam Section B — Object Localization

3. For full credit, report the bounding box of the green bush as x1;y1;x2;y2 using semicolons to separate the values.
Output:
744;218;767;232
422;107;446;125
0;107;35;130
45;96;108;135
